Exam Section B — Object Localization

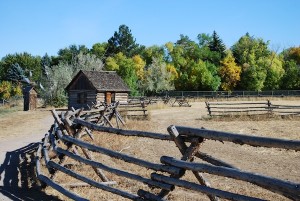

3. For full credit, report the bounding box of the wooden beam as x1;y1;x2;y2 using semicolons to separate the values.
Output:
73;118;172;141
160;156;300;201
151;173;264;201
175;126;300;151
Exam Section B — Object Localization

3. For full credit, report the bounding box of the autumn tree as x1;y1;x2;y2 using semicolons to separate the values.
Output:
132;55;146;80
219;52;241;91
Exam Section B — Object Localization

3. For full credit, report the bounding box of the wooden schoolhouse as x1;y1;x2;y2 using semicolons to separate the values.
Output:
65;70;130;109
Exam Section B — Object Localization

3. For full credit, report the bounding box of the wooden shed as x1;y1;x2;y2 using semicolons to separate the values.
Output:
23;86;38;111
65;70;130;109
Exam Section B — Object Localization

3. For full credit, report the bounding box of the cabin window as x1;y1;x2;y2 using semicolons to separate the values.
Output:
77;92;87;104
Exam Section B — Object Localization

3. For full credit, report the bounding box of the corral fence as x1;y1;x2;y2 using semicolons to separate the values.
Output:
156;90;300;99
35;107;300;200
119;98;149;119
206;100;300;117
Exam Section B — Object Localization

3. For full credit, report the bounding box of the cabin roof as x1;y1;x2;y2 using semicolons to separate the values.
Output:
23;86;37;94
65;70;130;92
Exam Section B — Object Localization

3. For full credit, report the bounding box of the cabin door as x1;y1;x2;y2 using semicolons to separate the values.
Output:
105;92;115;104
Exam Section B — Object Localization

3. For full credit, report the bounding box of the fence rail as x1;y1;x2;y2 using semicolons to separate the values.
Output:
155;90;300;99
35;108;300;200
206;100;300;117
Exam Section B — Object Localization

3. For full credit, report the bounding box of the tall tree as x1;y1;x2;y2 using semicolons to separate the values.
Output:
208;31;226;61
105;53;139;95
6;63;26;82
140;45;165;65
280;47;300;89
54;44;89;65
142;58;174;95
280;60;300;89
91;42;108;60
106;25;143;58
231;33;271;90
0;52;42;82
231;33;271;66
258;53;284;90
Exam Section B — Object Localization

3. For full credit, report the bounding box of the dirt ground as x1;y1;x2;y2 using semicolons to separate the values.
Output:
0;100;299;200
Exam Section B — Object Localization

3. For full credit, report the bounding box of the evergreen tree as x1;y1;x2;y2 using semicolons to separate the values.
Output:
106;25;142;58
6;63;26;82
208;31;226;60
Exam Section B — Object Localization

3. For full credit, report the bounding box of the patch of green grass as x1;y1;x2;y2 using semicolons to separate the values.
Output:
0;105;22;117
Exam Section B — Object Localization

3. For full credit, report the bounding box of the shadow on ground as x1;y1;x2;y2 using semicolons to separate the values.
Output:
0;143;60;201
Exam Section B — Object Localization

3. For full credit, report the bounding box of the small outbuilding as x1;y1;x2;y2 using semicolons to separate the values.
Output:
65;70;130;109
23;86;38;111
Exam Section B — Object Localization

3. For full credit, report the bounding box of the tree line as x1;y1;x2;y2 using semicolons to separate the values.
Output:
0;24;299;106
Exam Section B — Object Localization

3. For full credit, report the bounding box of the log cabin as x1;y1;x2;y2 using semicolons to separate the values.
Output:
65;70;130;109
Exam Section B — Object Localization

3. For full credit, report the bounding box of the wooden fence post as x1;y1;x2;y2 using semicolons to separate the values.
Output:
205;101;211;116
156;125;219;201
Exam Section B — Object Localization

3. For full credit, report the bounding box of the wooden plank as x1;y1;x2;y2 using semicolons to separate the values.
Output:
151;173;264;201
208;102;268;105
196;152;237;169
73;119;172;141
161;156;300;200
175;126;300;151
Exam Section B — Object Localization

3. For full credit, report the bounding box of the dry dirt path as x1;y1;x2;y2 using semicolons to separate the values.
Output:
0;109;60;201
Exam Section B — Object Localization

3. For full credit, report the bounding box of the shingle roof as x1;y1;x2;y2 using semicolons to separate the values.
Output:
66;70;130;92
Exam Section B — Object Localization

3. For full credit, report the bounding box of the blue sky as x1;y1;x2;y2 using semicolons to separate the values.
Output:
0;0;299;58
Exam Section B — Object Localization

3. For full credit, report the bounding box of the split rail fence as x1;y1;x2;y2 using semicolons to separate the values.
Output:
119;99;149;119
35;107;300;200
206;100;300;117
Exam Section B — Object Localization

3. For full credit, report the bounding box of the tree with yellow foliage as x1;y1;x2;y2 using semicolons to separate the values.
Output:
132;55;146;80
0;81;13;99
219;52;241;91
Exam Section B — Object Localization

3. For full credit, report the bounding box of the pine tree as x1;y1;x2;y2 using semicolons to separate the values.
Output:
106;25;141;58
208;31;226;59
6;63;26;82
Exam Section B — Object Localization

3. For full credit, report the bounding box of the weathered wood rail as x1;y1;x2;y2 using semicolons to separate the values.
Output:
206;100;300;117
35;109;300;200
172;96;191;107
119;99;148;119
